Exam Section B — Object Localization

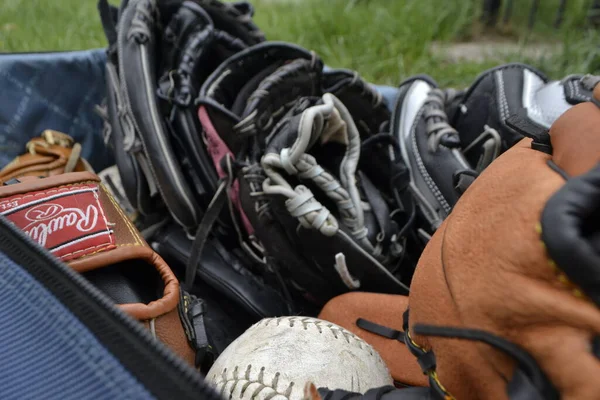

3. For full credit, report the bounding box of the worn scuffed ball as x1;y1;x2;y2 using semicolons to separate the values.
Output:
205;317;393;400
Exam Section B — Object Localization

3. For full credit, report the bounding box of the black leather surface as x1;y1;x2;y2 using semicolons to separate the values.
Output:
188;275;256;354
542;162;600;306
105;62;154;216
119;0;200;231
161;1;211;73
83;260;162;305
394;78;469;222
241;58;323;150
451;63;549;166
196;0;265;46
163;2;220;211
318;386;434;400
199;42;315;110
323;69;390;138
152;223;296;318
263;99;317;156
197;42;317;155
237;167;334;305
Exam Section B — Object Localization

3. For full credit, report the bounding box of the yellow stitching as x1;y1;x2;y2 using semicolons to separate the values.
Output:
537;223;588;301
2;181;117;260
429;371;456;400
406;332;456;399
406;330;427;352
100;183;143;246
60;243;114;259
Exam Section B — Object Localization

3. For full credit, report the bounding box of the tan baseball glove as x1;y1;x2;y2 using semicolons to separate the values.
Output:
318;80;600;399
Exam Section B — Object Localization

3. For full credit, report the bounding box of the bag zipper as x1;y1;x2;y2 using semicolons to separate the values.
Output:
0;216;221;400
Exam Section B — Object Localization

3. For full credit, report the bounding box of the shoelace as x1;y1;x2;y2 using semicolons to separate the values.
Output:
423;89;482;194
462;124;501;172
567;73;600;91
261;95;369;244
260;94;407;290
423;89;462;152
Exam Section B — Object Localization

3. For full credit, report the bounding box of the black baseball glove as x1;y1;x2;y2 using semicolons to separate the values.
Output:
99;0;264;231
195;42;416;305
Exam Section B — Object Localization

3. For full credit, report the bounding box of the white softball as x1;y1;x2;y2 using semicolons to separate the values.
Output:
205;316;392;399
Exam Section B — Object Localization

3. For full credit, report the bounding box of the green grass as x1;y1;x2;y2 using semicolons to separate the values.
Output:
1;0;599;87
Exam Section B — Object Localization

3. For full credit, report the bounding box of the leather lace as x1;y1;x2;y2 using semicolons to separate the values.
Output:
184;155;295;313
422;89;462;152
356;314;558;400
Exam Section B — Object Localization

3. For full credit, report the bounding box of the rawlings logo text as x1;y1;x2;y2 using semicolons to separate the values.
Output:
23;203;99;247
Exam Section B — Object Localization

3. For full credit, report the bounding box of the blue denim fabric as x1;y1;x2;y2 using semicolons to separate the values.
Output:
0;249;155;400
0;49;113;171
0;49;399;172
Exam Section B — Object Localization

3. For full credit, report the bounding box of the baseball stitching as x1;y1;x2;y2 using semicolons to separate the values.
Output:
210;317;388;398
214;365;295;400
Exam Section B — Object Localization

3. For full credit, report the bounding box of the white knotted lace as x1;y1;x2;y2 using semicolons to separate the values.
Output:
261;94;371;246
261;93;375;288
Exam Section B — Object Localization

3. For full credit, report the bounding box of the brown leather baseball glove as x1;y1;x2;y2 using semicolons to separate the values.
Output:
0;134;214;371
319;82;600;399
0;130;93;183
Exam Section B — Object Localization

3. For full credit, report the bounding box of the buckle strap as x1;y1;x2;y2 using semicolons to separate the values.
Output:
356;318;405;343
179;291;215;373
184;177;230;290
403;310;456;400
505;112;552;155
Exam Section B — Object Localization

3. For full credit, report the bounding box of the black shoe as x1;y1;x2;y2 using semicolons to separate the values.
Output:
448;63;598;171
392;75;476;231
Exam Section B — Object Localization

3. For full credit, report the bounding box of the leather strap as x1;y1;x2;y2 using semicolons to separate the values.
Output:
505;112;552;154
356;318;405;343
179;291;215;372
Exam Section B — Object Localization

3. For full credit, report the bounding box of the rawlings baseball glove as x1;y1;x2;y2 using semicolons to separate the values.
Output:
320;82;600;399
0;148;215;371
98;0;264;231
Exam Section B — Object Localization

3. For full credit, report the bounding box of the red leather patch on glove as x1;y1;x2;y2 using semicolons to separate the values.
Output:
0;183;115;261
